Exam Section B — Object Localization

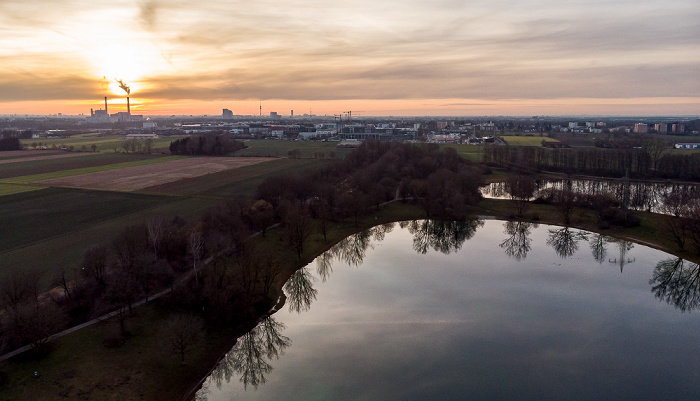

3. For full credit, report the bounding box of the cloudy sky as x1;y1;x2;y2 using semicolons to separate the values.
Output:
1;0;698;116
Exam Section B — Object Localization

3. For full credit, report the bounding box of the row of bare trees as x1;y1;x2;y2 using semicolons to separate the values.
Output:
483;138;700;180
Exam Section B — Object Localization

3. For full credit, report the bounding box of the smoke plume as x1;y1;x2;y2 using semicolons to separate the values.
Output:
115;79;131;95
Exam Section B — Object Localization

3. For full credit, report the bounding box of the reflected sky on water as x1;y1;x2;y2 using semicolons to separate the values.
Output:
198;220;700;401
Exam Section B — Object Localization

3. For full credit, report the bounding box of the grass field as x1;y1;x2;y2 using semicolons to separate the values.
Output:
235;139;352;158
0;183;45;196
500;136;558;146
0;153;171;180
21;135;186;152
439;144;485;162
0;153;325;289
142;157;324;197
0;155;184;184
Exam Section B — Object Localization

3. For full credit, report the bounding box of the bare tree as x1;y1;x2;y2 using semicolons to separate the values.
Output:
51;267;74;301
643;138;670;172
283;202;312;259
189;231;204;284
147;217;165;261
504;174;536;216
554;189;576;225
82;244;110;286
247;200;275;236
163;314;205;364
14;302;65;354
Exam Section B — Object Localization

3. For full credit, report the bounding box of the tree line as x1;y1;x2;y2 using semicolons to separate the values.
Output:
169;135;246;156
0;137;21;151
483;139;700;181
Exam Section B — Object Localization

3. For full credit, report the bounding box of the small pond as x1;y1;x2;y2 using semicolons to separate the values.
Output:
481;179;699;213
197;220;700;401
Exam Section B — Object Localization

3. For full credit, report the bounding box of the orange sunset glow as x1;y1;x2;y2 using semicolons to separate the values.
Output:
0;0;698;116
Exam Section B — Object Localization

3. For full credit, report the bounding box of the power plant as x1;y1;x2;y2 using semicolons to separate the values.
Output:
87;80;142;123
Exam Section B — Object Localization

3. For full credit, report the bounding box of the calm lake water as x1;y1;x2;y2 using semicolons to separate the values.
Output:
197;220;700;401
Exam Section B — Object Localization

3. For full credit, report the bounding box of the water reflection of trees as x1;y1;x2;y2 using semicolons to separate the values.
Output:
650;258;700;312
546;227;586;258
500;221;537;260
588;233;610;263
482;180;699;213
406;219;484;255
210;317;291;390
284;266;318;313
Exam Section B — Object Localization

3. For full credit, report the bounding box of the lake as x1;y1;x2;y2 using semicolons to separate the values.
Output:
196;219;700;401
481;179;699;213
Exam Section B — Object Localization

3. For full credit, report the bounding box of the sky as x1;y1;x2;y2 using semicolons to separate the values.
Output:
1;0;698;117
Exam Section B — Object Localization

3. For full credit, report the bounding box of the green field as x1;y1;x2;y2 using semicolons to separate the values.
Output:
0;147;330;288
439;144;486;162
500;136;558;146
0;183;45;196
142;157;325;198
235;139;352;158
0;155;183;184
0;153;175;180
21;134;186;152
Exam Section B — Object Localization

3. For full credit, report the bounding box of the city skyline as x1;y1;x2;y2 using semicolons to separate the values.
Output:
1;0;698;117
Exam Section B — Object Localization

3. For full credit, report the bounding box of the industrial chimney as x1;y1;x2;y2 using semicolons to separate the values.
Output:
104;97;108;114
127;97;130;115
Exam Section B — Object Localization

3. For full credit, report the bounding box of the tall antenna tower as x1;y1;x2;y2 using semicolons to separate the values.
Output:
259;102;262;117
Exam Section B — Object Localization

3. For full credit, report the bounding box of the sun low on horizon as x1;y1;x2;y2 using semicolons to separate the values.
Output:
0;0;698;117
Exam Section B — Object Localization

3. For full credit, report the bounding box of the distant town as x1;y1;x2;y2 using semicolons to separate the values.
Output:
1;98;699;149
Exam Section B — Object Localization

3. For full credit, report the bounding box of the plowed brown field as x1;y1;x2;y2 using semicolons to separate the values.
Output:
34;156;276;192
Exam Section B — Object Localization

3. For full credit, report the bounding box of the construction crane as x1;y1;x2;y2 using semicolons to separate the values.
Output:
343;111;365;123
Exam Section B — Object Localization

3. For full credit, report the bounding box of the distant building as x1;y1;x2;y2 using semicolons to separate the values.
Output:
655;123;668;133
270;112;280;118
633;123;648;134
675;143;700;149
126;133;158;139
143;121;157;129
568;122;579;128
222;109;233;119
672;124;685;134
437;122;448;130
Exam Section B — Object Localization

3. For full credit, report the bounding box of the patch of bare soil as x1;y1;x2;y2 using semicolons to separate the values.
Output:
34;157;277;192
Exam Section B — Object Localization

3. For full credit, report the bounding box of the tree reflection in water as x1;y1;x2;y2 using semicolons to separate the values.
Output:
609;239;634;272
500;221;537;260
327;229;373;267
650;257;700;312
284;266;318;313
546;227;587;258
315;251;334;282
406;219;484;255
588;233;610;264
209;317;291;391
